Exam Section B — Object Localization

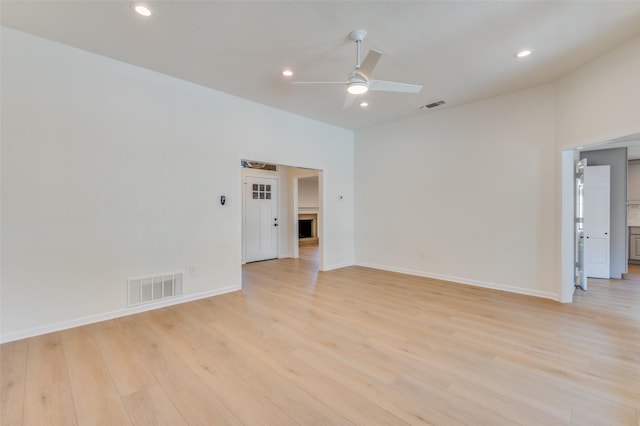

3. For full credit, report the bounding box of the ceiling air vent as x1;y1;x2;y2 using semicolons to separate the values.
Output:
421;100;446;109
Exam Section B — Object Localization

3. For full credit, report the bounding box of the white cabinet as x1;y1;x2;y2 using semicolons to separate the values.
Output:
630;227;640;261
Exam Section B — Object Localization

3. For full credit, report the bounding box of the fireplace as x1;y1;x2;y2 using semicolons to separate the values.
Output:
298;213;317;241
299;219;313;238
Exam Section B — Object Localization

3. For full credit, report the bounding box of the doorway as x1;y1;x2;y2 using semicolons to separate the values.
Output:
241;160;324;271
295;175;320;266
297;175;319;244
561;134;640;302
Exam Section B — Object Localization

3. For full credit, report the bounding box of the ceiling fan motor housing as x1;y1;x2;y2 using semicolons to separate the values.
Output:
347;77;369;94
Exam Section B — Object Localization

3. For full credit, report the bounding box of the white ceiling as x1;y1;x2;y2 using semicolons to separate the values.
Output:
2;1;640;130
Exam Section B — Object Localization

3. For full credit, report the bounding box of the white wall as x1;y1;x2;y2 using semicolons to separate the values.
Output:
3;27;639;341
354;34;640;302
298;176;319;209
555;34;640;298
555;35;640;149
355;85;558;299
0;28;354;341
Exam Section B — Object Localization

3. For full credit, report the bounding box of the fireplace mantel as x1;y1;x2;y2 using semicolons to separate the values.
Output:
298;207;318;214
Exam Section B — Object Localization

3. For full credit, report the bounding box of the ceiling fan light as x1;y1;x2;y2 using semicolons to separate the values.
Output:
347;82;368;95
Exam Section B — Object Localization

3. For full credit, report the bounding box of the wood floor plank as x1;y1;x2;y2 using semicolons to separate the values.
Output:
211;329;353;425
23;382;77;426
141;308;299;425
1;245;639;425
170;382;243;426
570;402;638;426
116;314;201;396
0;339;27;426
121;385;187;426
364;334;573;422
91;321;156;396
22;333;77;425
140;302;348;425
290;346;453;425
61;327;132;425
210;320;408;425
391;374;514;425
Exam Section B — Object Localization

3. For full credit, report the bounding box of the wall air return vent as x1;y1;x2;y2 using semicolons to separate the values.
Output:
128;272;183;307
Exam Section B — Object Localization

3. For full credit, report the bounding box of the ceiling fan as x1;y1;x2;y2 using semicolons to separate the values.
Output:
293;29;422;108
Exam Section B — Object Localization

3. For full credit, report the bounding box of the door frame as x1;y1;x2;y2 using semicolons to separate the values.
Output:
561;140;635;302
237;160;325;289
292;173;322;260
561;150;578;302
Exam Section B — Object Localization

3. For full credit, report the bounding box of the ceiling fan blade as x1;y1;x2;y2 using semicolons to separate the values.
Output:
369;80;422;93
292;81;346;85
358;49;382;79
342;94;356;109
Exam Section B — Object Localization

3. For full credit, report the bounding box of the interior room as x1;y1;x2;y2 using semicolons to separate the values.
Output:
1;1;640;424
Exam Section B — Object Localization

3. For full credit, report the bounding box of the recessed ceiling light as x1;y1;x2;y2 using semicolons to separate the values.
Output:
282;69;293;77
360;102;369;107
132;3;151;17
515;49;532;59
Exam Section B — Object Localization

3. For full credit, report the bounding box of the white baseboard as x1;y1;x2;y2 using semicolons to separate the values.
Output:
355;261;560;301
322;260;356;271
0;284;241;344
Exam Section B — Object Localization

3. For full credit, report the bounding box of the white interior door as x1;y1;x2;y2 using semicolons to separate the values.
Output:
244;176;278;263
584;165;610;279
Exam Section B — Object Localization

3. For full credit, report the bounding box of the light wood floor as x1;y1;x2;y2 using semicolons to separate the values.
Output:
2;245;639;425
626;263;640;281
